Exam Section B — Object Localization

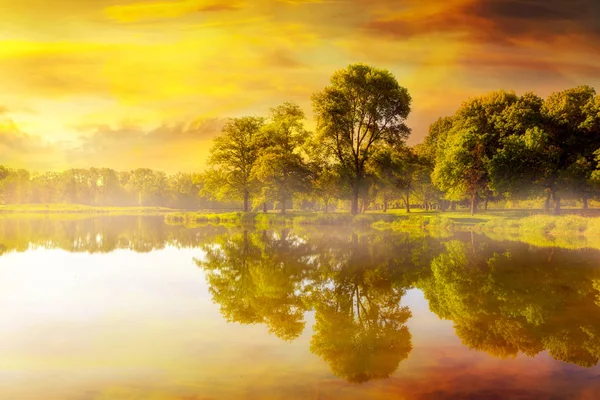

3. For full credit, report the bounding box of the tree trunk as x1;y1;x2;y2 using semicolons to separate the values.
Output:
281;197;286;214
263;202;267;213
383;199;388;213
471;192;478;216
583;196;589;210
405;187;411;214
544;189;551;213
552;189;561;215
243;190;249;212
451;201;456;211
484;198;489;211
351;185;359;215
360;197;369;214
324;200;329;214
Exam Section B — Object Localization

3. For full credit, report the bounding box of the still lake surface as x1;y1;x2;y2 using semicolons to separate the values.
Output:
0;215;599;399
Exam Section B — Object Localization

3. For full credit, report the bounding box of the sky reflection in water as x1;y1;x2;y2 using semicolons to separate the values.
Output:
0;216;599;399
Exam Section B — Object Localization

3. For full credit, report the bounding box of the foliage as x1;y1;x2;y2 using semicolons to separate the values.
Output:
195;229;431;382
203;117;265;212
311;64;412;214
0;166;218;209
251;103;311;213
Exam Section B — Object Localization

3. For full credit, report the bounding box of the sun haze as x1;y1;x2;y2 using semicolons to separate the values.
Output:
1;0;599;172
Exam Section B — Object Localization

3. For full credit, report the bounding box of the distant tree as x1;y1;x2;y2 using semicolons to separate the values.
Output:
423;116;453;163
127;168;167;206
167;172;201;208
312;64;412;215
203;117;265;212
311;168;342;213
370;145;419;213
412;144;442;211
94;168;122;206
0;167;31;204
592;150;600;189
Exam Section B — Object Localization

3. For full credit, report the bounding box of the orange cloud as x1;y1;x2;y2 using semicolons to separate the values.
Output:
105;0;241;22
2;0;600;169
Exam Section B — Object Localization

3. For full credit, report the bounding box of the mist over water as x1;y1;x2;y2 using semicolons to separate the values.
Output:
0;215;599;399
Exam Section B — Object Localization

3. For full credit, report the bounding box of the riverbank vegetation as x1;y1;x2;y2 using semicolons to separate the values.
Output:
2;64;600;216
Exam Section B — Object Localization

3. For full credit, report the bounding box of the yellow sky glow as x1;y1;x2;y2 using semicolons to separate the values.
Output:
1;0;599;172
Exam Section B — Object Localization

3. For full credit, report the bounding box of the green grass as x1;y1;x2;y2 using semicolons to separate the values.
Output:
475;214;600;250
164;212;256;227
373;215;456;231
478;214;600;236
165;211;397;228
0;203;175;215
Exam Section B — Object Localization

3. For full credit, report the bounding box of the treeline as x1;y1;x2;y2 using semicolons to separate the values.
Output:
427;87;600;214
0;166;234;209
3;64;600;215
201;64;600;215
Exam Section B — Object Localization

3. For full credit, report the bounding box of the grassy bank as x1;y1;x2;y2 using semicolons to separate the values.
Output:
0;203;176;215
474;214;600;250
478;214;600;236
7;206;600;250
373;215;456;231
165;209;600;231
164;211;397;228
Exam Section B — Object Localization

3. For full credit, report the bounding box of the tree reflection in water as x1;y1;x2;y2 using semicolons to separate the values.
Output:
2;216;600;382
196;228;438;382
197;228;600;381
419;238;600;367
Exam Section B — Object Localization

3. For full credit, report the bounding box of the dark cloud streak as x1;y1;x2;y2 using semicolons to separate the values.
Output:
363;0;600;46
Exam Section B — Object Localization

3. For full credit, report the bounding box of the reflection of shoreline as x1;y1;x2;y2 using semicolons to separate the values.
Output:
197;229;424;383
0;215;230;254
419;239;600;369
2;216;600;379
196;228;600;382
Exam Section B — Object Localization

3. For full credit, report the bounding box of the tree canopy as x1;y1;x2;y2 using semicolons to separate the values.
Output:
311;64;412;214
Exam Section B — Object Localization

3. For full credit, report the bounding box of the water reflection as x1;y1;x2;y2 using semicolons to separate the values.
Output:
0;215;226;253
420;238;600;367
197;228;441;382
1;215;600;390
196;227;600;382
198;229;311;341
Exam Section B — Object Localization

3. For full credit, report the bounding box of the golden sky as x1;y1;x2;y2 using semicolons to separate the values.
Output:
1;0;600;172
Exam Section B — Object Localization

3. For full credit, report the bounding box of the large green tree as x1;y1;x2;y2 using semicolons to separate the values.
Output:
487;87;600;212
203;117;265;212
251;103;311;214
432;91;521;215
540;86;600;211
312;64;412;215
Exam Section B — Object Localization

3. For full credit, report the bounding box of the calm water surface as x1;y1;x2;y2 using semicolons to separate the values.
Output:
0;216;599;399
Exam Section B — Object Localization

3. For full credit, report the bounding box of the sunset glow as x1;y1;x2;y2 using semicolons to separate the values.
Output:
1;0;599;171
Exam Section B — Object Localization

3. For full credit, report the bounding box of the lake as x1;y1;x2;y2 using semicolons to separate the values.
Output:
0;215;599;399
